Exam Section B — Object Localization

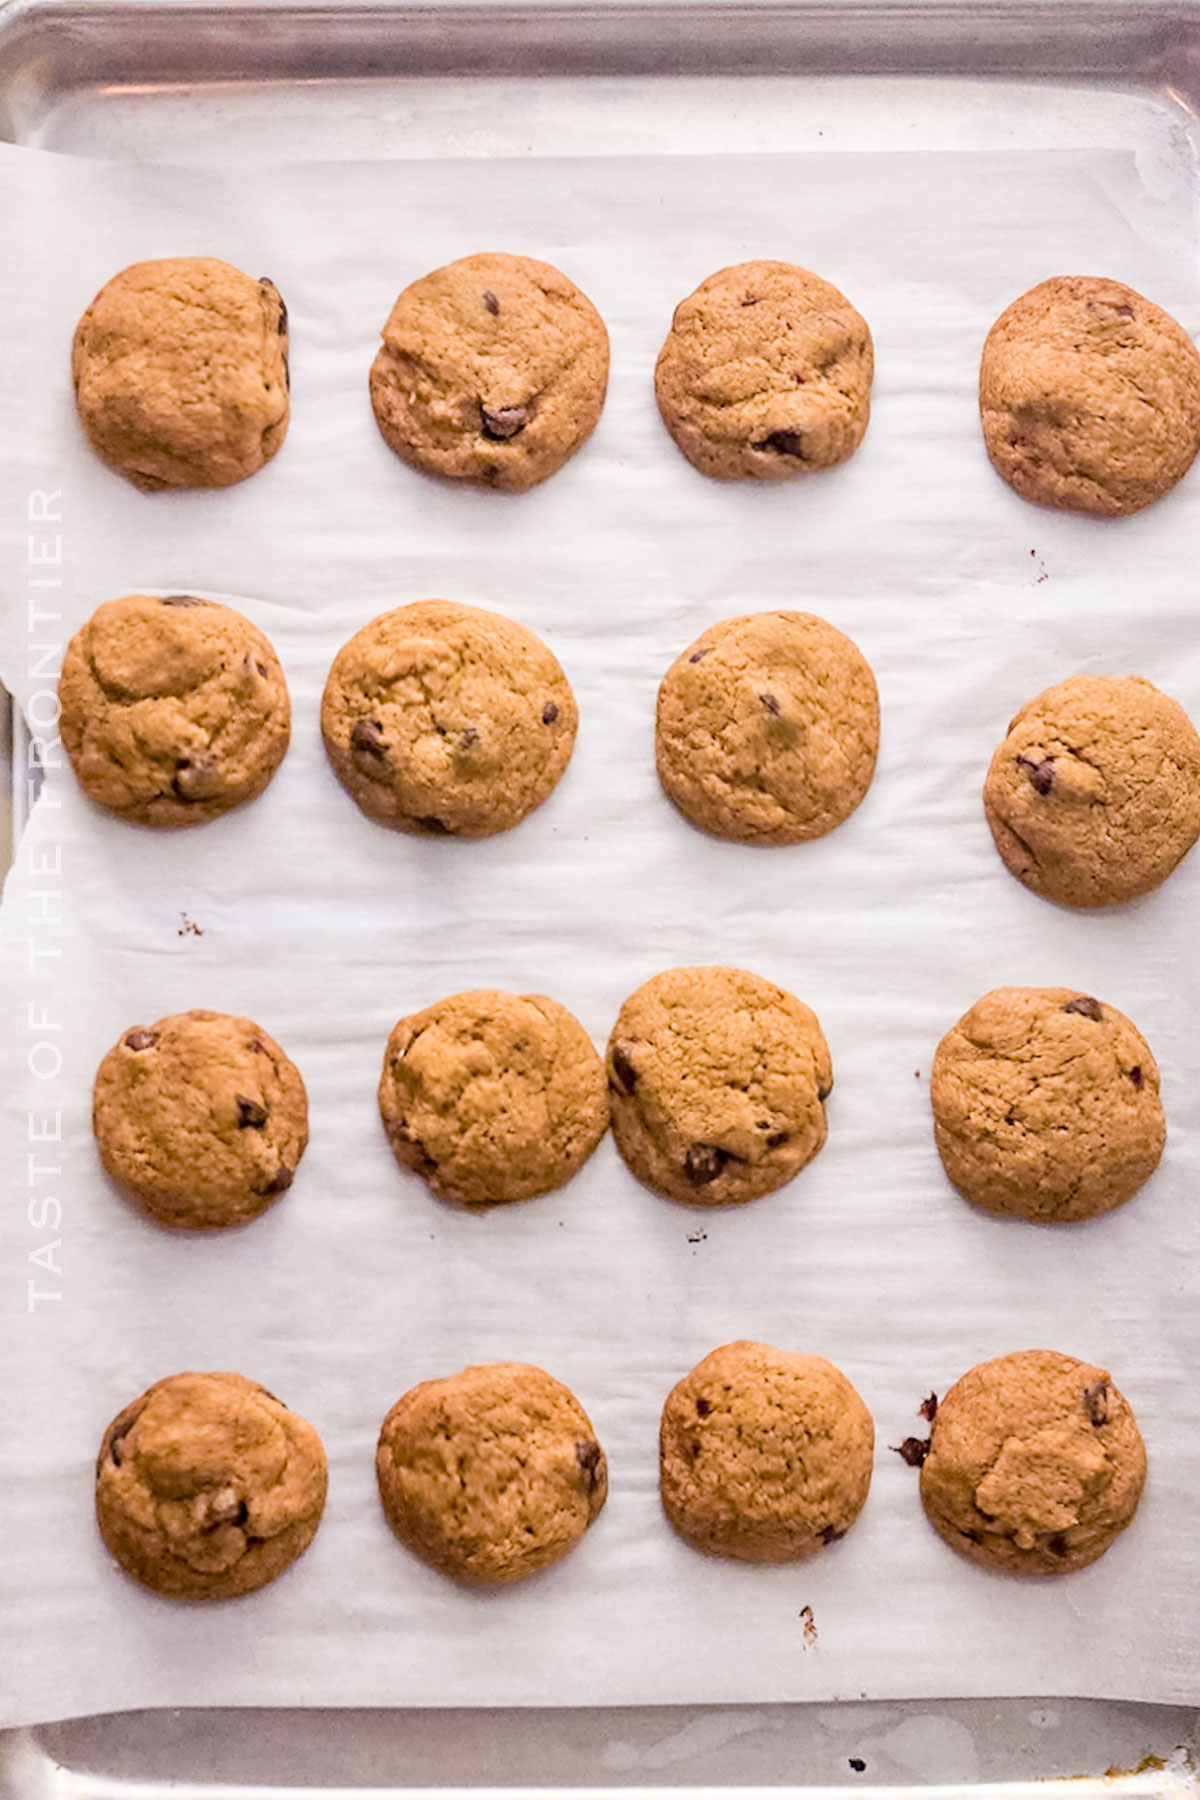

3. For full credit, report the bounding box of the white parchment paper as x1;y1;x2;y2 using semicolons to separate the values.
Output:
1;141;1200;1727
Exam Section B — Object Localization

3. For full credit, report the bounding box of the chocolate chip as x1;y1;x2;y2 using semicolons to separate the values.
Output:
689;649;708;663
172;753;218;800
260;280;287;336
819;1523;847;1544
481;403;529;441
1116;304;1134;317
611;1043;638;1094
766;1130;790;1149
1016;753;1055;795
109;1428;130;1467
236;1096;269;1129
740;294;758;307
124;1030;156;1051
459;727;479;750
1129;1065;1144;1089
817;1075;833;1102
919;1391;939;1422
161;594;207;608
1047;1533;1071;1558
350;718;387;758
1083;1379;1109;1426
893;1436;930;1467
256;661;269;678
542;701;559;725
575;1440;603;1486
482;289;500;315
416;815;449;834
695;1397;712;1416
684;1143;727;1186
760;692;781;715
761;430;806;457
249;1039;267;1054
256;1167;293;1197
205;1488;249;1529
849;1759;867;1773
1062;995;1103;1021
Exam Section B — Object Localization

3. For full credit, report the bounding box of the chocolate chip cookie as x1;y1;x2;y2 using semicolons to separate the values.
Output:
94;1010;307;1229
376;1362;607;1584
931;987;1165;1222
660;1341;874;1562
919;1350;1146;1575
379;990;608;1206
654;261;873;480
96;1371;327;1599
59;593;290;828
369;252;609;492
656;611;879;843
607;966;832;1206
983;673;1200;908
980;276;1200;516
72;258;289;491
321;600;576;836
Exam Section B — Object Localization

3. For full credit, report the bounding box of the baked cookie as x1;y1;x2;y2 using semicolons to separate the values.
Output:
72;258;289;491
95;1371;327;1600
983;673;1200;908
654;261;873;480
919;1350;1146;1575
656;611;879;843
321;600;576;836
980;276;1200;516
94;1010;307;1229
369;252;608;492
59;593;290;828
379;990;608;1206
660;1341;873;1562
376;1362;607;1584
607;966;832;1206
931;987;1164;1223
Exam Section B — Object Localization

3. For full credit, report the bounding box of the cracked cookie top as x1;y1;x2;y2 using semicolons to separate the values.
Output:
979;275;1200;516
931;986;1164;1222
369;252;609;492
59;593;291;829
982;673;1200;907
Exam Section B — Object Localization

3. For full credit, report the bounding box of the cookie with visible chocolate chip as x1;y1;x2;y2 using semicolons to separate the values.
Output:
321;600;576;836
59;593;290;828
93;1010;307;1229
378;989;608;1206
983;673;1200;907
919;1349;1146;1575
72;257;289;491
660;1341;874;1562
95;1371;327;1599
376;1362;607;1584
979;276;1200;516
654;261;873;480
369;253;609;492
656;611;879;843
607;966;831;1206
931;987;1165;1222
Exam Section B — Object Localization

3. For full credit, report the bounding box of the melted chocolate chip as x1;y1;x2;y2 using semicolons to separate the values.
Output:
1062;995;1103;1021
205;1490;249;1530
819;1523;847;1544
236;1096;269;1129
919;1392;939;1422
1129;1065;1144;1089
172;754;218;800
482;289;500;315
817;1075;833;1102
760;692;781;715
416;815;449;834
689;648;708;663
124;1030;156;1051
1016;753;1055;795
350;718;387;758
740;294;758;307
256;1166;293;1197
542;701;559;725
1083;1379;1109;1426
109;1428;130;1467
611;1044;638;1094
256;661;269;678
694;1398;713;1418
761;430;806;458
893;1436;930;1468
1047;1533;1071;1558
575;1439;603;1486
161;594;206;608
766;1130;790;1149
684;1143;727;1186
259;280;287;336
1116;304;1134;317
481;403;529;441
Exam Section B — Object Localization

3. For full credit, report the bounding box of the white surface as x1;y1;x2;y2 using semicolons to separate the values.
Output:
1;141;1200;1728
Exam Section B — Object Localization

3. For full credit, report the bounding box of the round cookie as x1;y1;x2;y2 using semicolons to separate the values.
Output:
606;966;832;1206
93;1010;308;1229
59;593;290;828
379;990;608;1206
919;1350;1146;1575
656;611;879;843
931;987;1164;1223
95;1371;327;1600
660;1341;874;1562
369;252;608;492
321;600;576;836
654;261;873;480
72;257;289;491
983;673;1200;908
980;277;1200;517
376;1362;607;1584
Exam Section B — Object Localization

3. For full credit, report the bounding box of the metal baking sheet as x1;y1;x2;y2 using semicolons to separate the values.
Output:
1;0;1199;1793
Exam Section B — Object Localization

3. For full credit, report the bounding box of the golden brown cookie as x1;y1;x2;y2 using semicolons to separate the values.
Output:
606;966;832;1206
93;1010;308;1229
919;1350;1146;1575
656;611;879;843
931;987;1164;1223
95;1372;327;1600
379;990;608;1206
979;276;1200;516
369;253;609;492
321;601;577;836
376;1362;607;1584
654;261;873;480
59;593;290;828
660;1341;874;1562
72;258;289;491
983;673;1200;908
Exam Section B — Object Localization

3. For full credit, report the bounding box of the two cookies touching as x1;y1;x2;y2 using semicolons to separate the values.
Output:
95;1344;1146;1601
73;256;1200;512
